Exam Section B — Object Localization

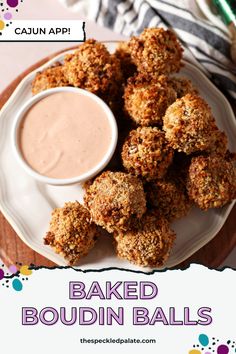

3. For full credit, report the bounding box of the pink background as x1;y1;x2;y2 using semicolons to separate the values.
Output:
0;0;235;268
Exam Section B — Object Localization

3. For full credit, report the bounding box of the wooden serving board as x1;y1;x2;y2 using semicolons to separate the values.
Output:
0;47;235;269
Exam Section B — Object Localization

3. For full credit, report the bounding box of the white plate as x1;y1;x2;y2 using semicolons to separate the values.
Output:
0;42;235;271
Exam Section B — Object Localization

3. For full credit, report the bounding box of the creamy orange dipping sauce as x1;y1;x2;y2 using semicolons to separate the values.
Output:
19;92;112;179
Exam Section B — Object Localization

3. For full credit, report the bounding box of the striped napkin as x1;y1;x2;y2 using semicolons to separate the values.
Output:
60;0;236;99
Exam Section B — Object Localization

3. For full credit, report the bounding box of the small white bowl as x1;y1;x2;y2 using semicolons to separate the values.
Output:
12;87;118;186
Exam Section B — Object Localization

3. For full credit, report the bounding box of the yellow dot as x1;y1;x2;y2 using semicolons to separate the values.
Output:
20;265;33;276
189;350;201;354
0;20;5;31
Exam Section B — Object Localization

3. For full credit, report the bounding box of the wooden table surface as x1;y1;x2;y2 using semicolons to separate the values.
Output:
0;48;235;269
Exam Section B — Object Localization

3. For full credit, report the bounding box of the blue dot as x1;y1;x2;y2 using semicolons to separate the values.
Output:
12;278;23;291
199;334;209;347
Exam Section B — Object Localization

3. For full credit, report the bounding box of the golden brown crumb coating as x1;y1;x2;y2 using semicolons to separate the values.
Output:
169;76;198;98
187;155;236;210
114;212;176;267
124;74;177;126
114;41;137;81
206;130;228;157
122;127;174;181
146;172;192;221
128;28;183;76
32;63;69;95
163;93;219;154
63;39;123;96
44;202;97;265
84;171;146;233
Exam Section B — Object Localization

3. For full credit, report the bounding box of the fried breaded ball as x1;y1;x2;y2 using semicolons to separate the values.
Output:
114;41;137;81
128;28;183;76
207;130;228;157
122;127;174;181
84;171;146;233
124;74;177;126
169;76;198;98
146;172;192;221
63;39;123;96
32;63;69;95
44;202;97;265
187;155;236;210
163;93;219;154
114;212;176;267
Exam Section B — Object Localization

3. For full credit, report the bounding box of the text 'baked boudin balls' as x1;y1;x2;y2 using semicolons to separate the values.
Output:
84;171;146;233
122;127;174;181
187;155;236;210
146;173;192;222
63;39;123;95
32;63;69;95
163;93;219;155
124;74;177;126
114;212;176;267
44;202;97;265
128;28;183;76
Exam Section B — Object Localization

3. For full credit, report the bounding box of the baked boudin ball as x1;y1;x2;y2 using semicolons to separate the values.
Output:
84;171;146;233
32;63;69;95
114;41;137;81
114;212;176;267
169;76;198;98
163;93;219;154
122;127;174;181
146;172;192;221
124;74;177;126
44;202;97;265
63;39;123;95
128;28;183;76
187;155;236;210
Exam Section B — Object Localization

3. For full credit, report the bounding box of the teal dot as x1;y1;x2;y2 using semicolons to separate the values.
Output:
199;334;209;347
12;278;23;291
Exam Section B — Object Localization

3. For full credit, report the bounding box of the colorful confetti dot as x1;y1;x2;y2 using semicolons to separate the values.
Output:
4;12;12;20
20;265;32;276
12;278;23;291
205;352;212;354
189;351;201;354
9;264;18;273
217;345;229;354
7;0;18;7
199;334;209;347
0;19;5;30
0;268;4;280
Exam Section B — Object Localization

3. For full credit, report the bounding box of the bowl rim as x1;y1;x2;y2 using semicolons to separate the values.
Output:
12;86;118;186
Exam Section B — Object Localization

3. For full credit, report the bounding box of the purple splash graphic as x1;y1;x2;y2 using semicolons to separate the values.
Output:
217;345;229;354
6;0;18;8
0;268;4;280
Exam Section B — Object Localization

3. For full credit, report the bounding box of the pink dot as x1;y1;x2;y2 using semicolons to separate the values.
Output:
4;12;12;20
9;265;18;273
